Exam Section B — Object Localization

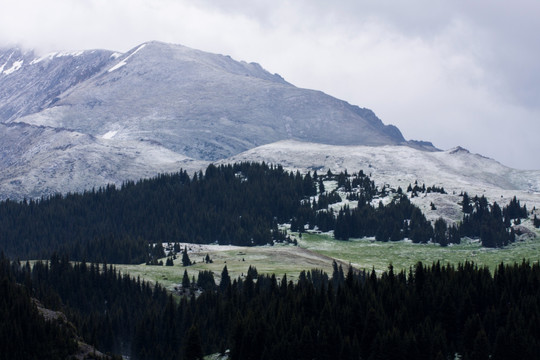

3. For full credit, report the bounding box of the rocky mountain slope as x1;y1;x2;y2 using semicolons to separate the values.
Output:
2;41;411;159
0;122;205;200
0;41;433;199
0;47;114;121
1;41;537;204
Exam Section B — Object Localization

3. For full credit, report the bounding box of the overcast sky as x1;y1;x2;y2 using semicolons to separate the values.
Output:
1;0;539;169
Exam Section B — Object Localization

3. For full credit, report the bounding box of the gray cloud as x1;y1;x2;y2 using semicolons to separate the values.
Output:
0;0;538;169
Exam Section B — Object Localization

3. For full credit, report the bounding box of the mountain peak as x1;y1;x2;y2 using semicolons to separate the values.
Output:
448;146;470;154
1;41;425;198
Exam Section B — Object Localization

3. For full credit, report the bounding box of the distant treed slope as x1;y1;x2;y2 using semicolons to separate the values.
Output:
0;163;528;264
0;163;311;262
224;140;540;221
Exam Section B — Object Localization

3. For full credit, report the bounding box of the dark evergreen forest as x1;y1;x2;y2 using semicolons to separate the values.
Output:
0;163;530;264
2;254;540;359
0;255;85;359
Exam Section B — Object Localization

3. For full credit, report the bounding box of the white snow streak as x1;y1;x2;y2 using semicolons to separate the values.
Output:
3;60;23;75
108;44;146;72
101;130;118;139
30;53;57;65
30;51;86;65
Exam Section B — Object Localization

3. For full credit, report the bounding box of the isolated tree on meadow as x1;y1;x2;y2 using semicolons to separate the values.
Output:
182;270;190;290
182;246;192;266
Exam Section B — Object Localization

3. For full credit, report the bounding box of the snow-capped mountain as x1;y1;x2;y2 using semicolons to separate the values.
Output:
1;41;413;160
0;41;433;200
0;41;538;203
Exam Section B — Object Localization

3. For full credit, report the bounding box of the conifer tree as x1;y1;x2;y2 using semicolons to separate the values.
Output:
462;192;472;214
182;247;192;266
182;269;191;289
219;266;231;292
319;178;325;194
247;265;258;279
434;218;448;246
184;325;204;360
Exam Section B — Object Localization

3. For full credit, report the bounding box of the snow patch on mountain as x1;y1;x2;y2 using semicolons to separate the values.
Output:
108;44;146;72
101;130;118;139
3;59;23;75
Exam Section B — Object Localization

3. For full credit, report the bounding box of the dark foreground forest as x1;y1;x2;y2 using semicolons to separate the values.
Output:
2;254;539;359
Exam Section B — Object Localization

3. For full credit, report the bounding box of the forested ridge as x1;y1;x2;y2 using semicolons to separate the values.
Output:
0;162;531;263
2;254;540;359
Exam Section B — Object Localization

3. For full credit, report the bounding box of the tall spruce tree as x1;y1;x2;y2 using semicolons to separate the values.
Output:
182;247;192;266
184;325;204;360
219;266;231;292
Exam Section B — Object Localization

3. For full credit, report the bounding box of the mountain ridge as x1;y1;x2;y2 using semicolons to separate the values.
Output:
1;41;536;202
1;41;412;159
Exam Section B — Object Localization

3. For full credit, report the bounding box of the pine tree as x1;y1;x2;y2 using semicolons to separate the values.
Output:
182;247;192;266
219;266;231;292
182;270;191;290
319;178;325;194
184;325;204;360
434;218;448;246
462;192;472;214
247;265;258;279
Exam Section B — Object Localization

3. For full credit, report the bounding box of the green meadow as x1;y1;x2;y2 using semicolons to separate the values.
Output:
115;223;540;290
297;231;540;274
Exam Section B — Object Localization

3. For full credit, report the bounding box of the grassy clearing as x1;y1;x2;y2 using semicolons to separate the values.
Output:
115;243;339;291
115;225;540;289
297;230;540;274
